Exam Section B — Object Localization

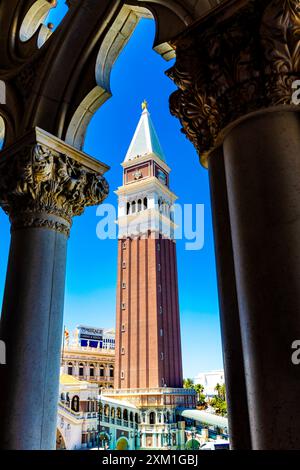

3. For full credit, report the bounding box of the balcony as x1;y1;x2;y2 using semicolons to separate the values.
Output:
102;387;196;396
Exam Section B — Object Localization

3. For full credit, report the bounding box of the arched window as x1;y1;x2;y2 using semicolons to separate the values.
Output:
127;202;130;215
123;409;128;421
109;365;114;378
60;393;65;401
130;411;133;422
100;365;104;377
67;362;73;375
79;363;84;377
132;201;136;213
116;407;122;419
90;364;94;377
137;199;142;212
144;197;148;210
149;412;156;424
71;395;79;412
135;413;139;424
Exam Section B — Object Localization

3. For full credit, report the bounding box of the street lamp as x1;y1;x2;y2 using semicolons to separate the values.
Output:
97;394;102;450
190;426;197;451
162;409;172;450
131;430;142;449
162;427;172;449
101;427;112;449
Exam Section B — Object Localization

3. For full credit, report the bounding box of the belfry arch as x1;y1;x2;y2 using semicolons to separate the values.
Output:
0;0;299;452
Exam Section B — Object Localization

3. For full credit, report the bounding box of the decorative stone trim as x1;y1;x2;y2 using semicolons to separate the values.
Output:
167;0;300;167
0;129;109;236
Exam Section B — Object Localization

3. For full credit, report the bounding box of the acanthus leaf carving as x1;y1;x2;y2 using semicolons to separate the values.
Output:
0;142;109;236
167;0;300;166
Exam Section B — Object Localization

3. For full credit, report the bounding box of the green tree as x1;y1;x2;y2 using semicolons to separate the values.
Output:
209;383;227;417
194;384;206;408
183;378;194;389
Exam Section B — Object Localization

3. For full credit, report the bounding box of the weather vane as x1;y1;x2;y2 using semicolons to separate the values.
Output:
141;99;148;110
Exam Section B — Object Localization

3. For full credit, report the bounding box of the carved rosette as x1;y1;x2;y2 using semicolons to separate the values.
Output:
167;0;300;167
0;143;109;237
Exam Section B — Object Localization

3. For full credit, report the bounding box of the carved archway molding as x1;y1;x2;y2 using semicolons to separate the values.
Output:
0;0;223;152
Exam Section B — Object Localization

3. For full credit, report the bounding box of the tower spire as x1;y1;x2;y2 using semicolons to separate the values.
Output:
124;101;166;163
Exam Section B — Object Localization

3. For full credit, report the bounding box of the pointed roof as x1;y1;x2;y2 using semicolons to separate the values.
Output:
124;102;166;163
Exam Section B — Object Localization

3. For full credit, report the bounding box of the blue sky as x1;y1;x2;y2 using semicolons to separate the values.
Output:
0;4;223;378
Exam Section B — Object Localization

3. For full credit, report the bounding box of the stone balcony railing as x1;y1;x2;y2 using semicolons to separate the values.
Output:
102;387;196;396
73;375;114;382
63;345;115;355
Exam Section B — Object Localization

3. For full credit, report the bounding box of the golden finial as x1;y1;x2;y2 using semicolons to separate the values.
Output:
141;99;148;110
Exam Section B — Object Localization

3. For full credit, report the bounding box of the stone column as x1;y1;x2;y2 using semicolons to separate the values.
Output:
224;110;300;449
208;147;251;449
0;128;109;450
167;0;300;449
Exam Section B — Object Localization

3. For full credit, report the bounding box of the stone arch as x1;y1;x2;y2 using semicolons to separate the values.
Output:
131;200;137;214
71;395;79;412
63;0;192;150
19;0;55;42
89;363;95;377
0;115;5;150
104;404;110;417
79;362;84;377
149;411;156;424
67;362;73;375
56;428;67;450
65;5;152;149
3;0;219;151
116;436;129;450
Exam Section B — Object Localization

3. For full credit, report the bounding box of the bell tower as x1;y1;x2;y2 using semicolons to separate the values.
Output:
114;102;183;390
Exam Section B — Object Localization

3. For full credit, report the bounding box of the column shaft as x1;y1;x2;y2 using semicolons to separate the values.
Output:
0;226;68;449
208;147;252;449
224;111;300;449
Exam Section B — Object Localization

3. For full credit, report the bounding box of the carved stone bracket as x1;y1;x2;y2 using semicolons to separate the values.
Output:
0;128;109;237
167;0;300;167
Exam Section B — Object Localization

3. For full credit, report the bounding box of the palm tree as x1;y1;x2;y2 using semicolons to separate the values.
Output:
183;378;194;389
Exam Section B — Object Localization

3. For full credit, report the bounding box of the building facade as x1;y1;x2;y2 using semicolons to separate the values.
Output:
57;374;141;450
61;326;115;388
195;370;225;398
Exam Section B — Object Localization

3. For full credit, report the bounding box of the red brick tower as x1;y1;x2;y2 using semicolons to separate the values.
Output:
114;102;183;390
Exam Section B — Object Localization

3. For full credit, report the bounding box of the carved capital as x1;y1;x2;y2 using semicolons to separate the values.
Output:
0;129;109;236
167;0;300;167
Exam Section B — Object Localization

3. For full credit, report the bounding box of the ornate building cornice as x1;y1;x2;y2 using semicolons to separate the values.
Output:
0;129;109;237
167;0;300;167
